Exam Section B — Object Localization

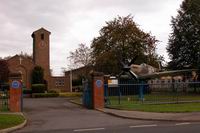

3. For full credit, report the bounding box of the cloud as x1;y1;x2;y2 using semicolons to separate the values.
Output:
0;0;183;75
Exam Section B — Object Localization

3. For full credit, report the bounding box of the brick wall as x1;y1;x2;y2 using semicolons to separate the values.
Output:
50;76;70;92
7;55;35;89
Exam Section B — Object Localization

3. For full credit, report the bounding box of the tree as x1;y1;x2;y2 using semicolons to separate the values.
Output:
0;59;9;83
91;15;159;74
68;43;92;69
167;0;200;70
31;66;44;84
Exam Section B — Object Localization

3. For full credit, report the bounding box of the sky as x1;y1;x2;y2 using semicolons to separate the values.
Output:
0;0;183;76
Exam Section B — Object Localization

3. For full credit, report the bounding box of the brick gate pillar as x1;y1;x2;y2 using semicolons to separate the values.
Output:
9;73;23;112
91;72;104;109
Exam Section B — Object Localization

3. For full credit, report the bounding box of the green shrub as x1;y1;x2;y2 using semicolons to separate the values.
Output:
31;66;44;84
32;93;59;98
48;90;58;93
31;84;45;93
59;92;82;97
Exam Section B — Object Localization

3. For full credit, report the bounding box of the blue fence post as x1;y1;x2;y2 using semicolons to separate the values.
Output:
139;81;144;101
118;86;121;105
104;84;108;98
104;84;107;106
82;79;92;109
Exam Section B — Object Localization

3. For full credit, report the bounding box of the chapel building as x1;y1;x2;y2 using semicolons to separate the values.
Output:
7;28;70;92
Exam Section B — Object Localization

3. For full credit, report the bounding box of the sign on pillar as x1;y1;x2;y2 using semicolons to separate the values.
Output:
92;72;104;109
9;73;23;112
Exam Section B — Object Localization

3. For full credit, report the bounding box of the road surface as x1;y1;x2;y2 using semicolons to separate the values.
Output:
15;98;200;133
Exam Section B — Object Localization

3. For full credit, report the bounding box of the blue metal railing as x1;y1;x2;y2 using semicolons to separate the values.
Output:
104;82;200;105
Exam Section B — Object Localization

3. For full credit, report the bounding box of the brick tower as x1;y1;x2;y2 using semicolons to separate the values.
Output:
32;28;51;88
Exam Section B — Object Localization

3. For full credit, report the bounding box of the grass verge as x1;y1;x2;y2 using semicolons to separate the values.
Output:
108;102;200;113
106;95;200;112
0;114;25;130
70;98;82;105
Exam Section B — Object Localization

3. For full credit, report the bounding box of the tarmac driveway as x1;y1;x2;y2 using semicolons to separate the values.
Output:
15;98;153;133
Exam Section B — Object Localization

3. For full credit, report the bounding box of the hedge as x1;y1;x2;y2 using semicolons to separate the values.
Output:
59;92;82;97
31;84;46;93
32;93;59;98
48;90;58;93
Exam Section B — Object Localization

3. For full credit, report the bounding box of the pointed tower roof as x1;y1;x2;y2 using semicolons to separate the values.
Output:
31;27;51;37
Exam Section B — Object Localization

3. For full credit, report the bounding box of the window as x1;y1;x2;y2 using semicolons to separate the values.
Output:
41;34;44;40
55;79;65;87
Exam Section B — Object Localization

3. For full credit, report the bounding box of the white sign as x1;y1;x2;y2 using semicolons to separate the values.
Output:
108;79;118;87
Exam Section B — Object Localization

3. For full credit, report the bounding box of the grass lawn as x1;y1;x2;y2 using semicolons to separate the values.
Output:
106;95;200;112
0;114;25;130
108;102;200;113
70;94;200;113
144;93;200;102
70;98;82;105
107;94;200;103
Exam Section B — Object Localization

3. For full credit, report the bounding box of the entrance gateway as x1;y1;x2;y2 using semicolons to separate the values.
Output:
82;59;141;109
83;72;105;109
82;61;144;109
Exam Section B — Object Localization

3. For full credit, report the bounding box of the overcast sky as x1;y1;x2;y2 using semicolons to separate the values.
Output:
0;0;183;75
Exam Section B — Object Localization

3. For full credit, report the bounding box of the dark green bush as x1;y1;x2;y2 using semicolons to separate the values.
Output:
32;93;59;98
23;89;32;94
31;66;44;84
48;90;58;93
31;84;45;93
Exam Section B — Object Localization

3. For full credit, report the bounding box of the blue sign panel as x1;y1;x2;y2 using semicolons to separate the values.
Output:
96;80;103;88
11;80;20;89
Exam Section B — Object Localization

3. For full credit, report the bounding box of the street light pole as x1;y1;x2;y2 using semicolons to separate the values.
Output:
70;70;73;92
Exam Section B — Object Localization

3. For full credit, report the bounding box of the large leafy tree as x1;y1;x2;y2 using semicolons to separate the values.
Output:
0;59;9;83
167;0;200;70
91;15;159;74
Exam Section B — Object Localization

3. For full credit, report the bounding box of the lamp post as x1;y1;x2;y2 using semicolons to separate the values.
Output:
197;49;200;81
70;70;73;92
